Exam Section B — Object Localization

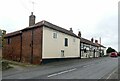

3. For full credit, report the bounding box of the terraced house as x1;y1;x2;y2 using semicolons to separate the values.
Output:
3;12;106;64
80;37;106;58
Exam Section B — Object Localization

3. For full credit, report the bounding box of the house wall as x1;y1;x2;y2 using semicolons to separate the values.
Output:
32;27;43;64
95;50;99;57
22;27;42;64
101;47;106;56
3;27;43;64
0;36;2;47
3;35;21;61
0;30;1;57
0;47;1;58
22;30;32;63
42;26;80;59
103;48;106;55
81;43;100;58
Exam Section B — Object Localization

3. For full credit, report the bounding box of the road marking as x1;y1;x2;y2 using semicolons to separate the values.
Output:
83;66;87;67
106;69;117;79
47;68;77;78
83;65;90;67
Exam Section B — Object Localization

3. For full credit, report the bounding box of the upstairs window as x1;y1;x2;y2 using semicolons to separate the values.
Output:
53;32;57;38
7;38;11;44
65;38;68;47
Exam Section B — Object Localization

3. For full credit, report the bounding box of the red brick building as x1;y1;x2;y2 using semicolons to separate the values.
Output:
3;12;80;64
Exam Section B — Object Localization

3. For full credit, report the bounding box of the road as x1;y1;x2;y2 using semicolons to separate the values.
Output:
2;57;118;79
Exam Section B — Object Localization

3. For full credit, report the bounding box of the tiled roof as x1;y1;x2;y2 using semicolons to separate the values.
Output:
4;30;21;38
5;20;79;38
80;37;98;46
4;20;106;48
98;44;106;48
80;37;106;47
24;20;79;38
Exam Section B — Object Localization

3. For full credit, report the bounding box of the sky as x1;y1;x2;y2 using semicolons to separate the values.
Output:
0;0;119;51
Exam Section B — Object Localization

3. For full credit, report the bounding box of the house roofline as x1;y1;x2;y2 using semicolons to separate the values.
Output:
5;20;80;39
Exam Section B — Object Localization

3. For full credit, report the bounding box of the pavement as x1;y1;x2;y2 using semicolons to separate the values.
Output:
2;57;119;79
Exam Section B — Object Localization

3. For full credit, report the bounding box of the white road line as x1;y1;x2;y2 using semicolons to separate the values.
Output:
47;68;76;78
47;73;58;77
83;65;90;67
68;68;76;71
106;69;117;79
57;70;69;75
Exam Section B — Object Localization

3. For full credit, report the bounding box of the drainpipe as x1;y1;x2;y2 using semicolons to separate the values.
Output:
80;42;81;59
19;31;22;62
30;29;34;64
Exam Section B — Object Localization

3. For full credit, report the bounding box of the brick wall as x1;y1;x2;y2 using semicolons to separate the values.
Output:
0;36;2;47
3;27;43;64
22;30;32;63
0;48;2;58
32;27;42;64
21;27;43;64
3;35;21;61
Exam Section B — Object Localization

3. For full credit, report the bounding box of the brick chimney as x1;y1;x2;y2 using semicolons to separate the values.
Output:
78;31;81;37
29;12;36;26
70;28;73;32
95;40;98;43
91;38;94;42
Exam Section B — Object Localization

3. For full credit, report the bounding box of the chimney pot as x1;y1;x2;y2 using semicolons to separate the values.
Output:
31;12;33;15
70;28;73;32
78;31;81;37
95;40;98;43
91;38;94;42
29;12;36;26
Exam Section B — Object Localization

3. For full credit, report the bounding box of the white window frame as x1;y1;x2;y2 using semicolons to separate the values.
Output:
53;32;57;39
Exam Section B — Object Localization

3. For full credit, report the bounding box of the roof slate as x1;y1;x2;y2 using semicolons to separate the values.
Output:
4;20;106;48
4;30;21;37
80;37;106;48
35;20;79;38
5;20;79;38
80;37;98;46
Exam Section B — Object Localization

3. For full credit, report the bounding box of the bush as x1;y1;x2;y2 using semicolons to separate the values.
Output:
106;47;116;54
2;61;12;70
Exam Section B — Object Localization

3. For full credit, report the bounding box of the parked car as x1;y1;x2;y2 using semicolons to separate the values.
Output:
117;52;120;56
110;52;118;57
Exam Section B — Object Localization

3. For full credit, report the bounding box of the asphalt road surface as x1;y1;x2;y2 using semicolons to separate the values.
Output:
2;57;118;79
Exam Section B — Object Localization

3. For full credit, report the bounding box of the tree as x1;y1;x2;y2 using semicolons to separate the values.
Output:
106;47;116;53
2;30;6;47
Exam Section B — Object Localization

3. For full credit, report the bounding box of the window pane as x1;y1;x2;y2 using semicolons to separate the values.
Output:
53;33;57;38
8;38;11;44
65;38;68;46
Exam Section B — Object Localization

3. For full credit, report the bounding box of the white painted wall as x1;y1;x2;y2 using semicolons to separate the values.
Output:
42;26;80;59
101;47;106;55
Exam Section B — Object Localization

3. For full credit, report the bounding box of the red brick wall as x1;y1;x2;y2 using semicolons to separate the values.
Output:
3;26;43;64
3;35;21;61
21;27;43;64
22;30;32;63
33;27;43;64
